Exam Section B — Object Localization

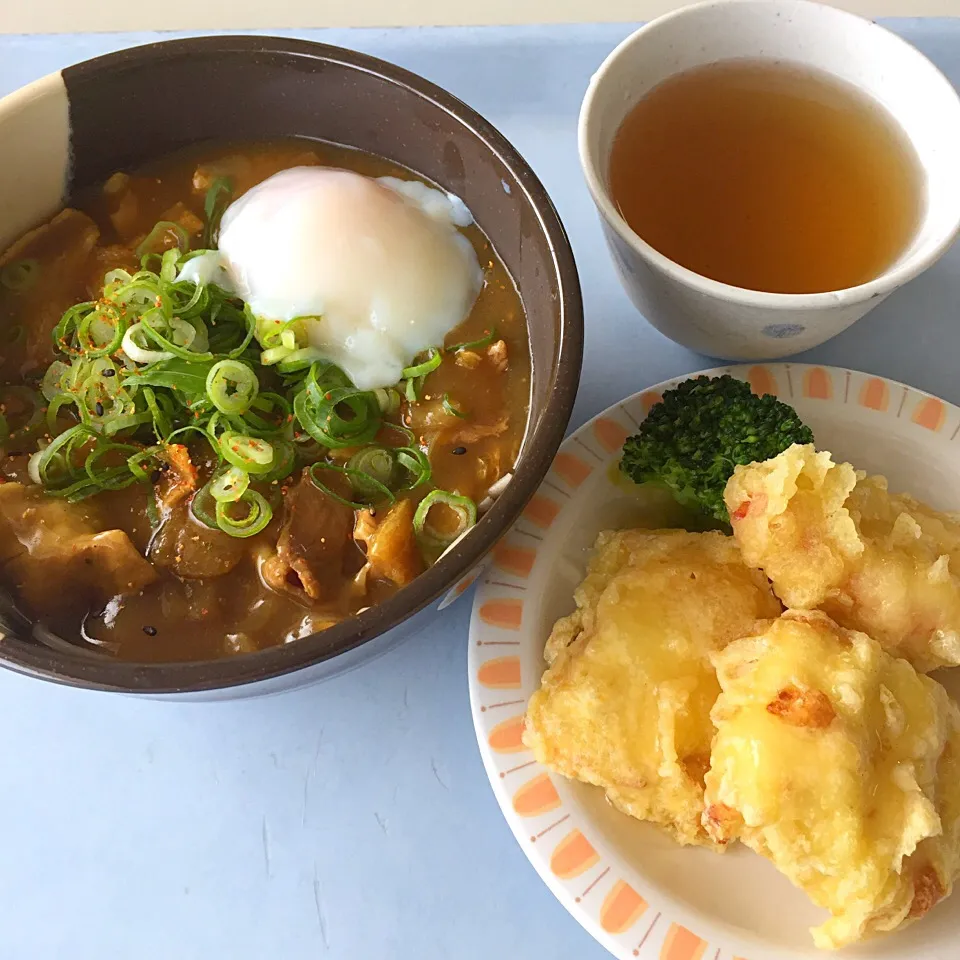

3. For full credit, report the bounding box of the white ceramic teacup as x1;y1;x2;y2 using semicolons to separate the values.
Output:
579;0;960;359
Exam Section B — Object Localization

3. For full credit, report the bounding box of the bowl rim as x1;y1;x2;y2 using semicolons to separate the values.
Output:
0;34;584;694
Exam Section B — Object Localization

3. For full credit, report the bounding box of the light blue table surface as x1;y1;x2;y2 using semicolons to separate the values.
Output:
2;19;959;960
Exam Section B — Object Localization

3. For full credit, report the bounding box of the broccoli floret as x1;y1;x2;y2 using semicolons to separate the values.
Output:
619;375;814;523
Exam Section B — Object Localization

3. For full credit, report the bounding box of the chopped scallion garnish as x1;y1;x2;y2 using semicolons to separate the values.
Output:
202;176;233;249
135;221;190;261
26;206;492;553
206;359;259;416
308;461;396;510
210;465;251;503
214;489;272;538
0;385;45;443
445;327;496;353
401;348;442;380
219;432;275;474
293;369;381;449
413;489;477;551
442;393;467;419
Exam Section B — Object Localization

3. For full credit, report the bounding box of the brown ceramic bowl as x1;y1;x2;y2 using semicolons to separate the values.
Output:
0;36;582;697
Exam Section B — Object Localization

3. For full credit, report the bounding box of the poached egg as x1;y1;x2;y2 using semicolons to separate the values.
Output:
180;167;482;389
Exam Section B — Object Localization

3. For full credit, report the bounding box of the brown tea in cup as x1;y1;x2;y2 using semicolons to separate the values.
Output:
608;60;923;295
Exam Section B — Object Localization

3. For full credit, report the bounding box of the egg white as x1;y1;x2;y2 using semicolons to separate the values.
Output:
180;167;482;389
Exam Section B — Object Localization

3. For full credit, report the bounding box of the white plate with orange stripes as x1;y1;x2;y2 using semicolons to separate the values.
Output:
468;363;960;960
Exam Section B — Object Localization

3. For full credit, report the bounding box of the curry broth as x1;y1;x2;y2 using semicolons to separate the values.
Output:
0;139;530;661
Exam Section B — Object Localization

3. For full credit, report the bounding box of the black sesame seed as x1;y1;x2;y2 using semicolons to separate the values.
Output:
452;446;467;456
95;401;104;416
142;625;157;637
150;470;162;483
102;369;116;378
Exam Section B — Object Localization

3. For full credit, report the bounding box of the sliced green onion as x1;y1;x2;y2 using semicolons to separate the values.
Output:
145;488;161;530
219;432;275;474
380;421;416;445
240;392;292;438
135;221;190;260
339;443;430;493
166;424;221;462
190;482;220;530
224;303;257;360
202;176;233;249
41;361;71;402
33;246;283;500
259;439;297;483
413;490;477;550
169;317;198;349
110;271;163;310
78;305;126;358
210;465;250;503
306;360;352;392
404;378;418;404
184;316;210;352
394;446;432;490
32;424;95;490
122;323;174;364
204;410;227;446
0;258;40;292
260;345;291;366
26;448;44;485
47;473;119;502
0;385;45;443
159;248;180;284
53;301;96;356
292;431;324;463
401;348;442;380
215;489;272;538
442;393;467;419
103;267;133;287
308;461;395;509
46;392;87;433
142;386;173;440
206;359;259;416
84;442;141;491
31;223;468;513
294;383;381;450
255;315;288;349
276;347;326;374
127;445;162;482
374;388;401;415
347;446;396;497
103;410;152;437
138;311;213;362
172;285;209;324
446;327;496;353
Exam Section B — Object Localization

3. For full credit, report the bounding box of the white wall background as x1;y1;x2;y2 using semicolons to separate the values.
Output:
0;0;956;36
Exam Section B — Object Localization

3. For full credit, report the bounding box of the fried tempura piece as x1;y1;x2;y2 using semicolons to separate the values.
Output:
725;443;960;671
704;610;960;949
523;529;781;847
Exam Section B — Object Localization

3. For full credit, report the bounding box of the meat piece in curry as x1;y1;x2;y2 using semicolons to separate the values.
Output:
259;473;356;603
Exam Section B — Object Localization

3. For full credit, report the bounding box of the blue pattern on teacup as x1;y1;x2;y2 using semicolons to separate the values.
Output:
762;323;805;339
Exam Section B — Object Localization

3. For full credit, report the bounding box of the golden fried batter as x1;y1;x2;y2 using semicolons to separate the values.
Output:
523;529;780;847
704;610;960;949
725;443;960;671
